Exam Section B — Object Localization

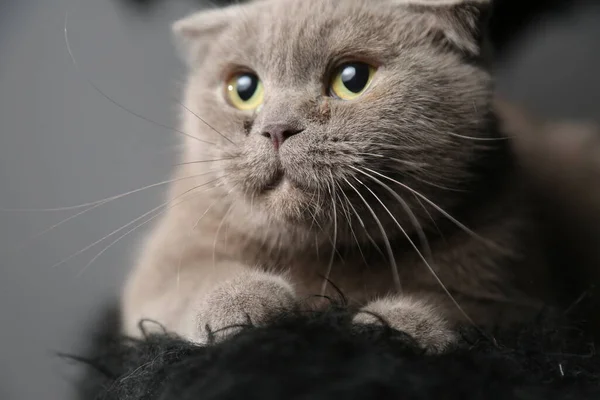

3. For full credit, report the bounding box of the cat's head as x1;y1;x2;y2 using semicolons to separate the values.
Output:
173;0;498;245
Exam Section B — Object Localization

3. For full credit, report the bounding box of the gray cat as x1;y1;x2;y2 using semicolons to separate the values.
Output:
121;0;558;353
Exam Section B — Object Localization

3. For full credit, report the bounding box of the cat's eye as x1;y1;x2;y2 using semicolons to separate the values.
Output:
226;72;264;111
329;62;376;100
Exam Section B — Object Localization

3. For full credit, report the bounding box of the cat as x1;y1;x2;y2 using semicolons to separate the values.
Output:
121;0;562;353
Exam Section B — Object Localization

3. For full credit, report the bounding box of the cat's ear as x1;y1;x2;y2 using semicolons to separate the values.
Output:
394;0;491;56
172;5;242;66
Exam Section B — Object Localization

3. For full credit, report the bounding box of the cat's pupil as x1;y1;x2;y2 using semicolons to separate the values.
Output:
236;74;258;101
340;63;370;93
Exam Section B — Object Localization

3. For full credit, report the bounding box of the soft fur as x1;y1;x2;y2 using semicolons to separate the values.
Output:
122;0;576;353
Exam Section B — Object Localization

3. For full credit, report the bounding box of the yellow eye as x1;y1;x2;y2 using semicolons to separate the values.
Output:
226;72;264;111
330;62;376;100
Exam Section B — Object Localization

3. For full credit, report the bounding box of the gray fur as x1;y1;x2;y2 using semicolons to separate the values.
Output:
122;0;554;352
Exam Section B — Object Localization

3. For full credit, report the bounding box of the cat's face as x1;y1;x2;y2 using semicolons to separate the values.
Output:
176;0;496;243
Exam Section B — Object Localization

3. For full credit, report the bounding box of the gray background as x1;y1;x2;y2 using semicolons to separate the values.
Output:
0;1;598;399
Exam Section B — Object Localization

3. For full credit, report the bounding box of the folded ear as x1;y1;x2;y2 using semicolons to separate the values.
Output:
394;0;491;57
172;5;243;66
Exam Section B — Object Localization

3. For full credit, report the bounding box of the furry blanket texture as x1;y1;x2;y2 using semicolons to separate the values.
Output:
77;305;600;400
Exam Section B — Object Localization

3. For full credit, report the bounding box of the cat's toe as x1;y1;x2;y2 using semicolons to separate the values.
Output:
192;271;296;344
353;296;456;354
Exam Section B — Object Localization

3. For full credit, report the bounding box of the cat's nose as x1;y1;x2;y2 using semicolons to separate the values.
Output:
261;124;304;151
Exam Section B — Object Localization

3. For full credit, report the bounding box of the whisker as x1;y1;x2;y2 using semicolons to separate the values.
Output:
75;180;224;277
260;209;274;256
414;194;444;240
445;132;510;141
7;202;108;258
403;172;466;193
343;177;401;291
0;170;221;213
320;179;338;296
4;171;223;261
52;177;223;271
351;166;432;262
362;167;502;250
356;152;464;192
175;157;237;167
212;203;235;268
172;98;236;145
353;169;483;335
358;153;430;169
306;189;325;233
338;183;385;258
177;187;229;291
64;10;218;147
335;181;369;266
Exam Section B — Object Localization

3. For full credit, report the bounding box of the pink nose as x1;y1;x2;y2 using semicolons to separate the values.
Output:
261;124;304;150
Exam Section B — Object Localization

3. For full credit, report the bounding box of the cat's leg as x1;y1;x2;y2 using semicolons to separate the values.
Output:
122;258;297;344
353;296;456;354
190;268;297;343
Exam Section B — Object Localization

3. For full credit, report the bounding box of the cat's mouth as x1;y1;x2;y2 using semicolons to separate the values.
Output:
264;173;294;192
262;169;307;194
262;169;285;191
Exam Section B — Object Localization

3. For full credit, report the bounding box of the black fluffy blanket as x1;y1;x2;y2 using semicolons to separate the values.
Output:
77;305;600;400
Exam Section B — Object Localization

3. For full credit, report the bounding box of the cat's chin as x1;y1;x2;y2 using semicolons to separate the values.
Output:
254;176;317;224
262;176;304;202
258;172;308;197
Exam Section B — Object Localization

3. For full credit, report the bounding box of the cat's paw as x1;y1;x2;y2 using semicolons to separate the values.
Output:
353;296;456;354
192;271;296;344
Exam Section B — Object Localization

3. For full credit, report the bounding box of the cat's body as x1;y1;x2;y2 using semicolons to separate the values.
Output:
122;0;559;352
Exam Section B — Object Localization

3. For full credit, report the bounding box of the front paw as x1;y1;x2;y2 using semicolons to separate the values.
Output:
353;296;456;354
192;271;296;344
